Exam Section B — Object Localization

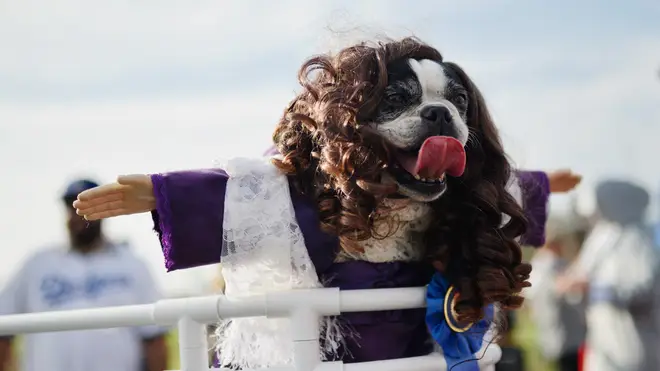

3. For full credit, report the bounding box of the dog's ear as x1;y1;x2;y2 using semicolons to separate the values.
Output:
444;63;491;137
431;62;529;325
442;62;503;179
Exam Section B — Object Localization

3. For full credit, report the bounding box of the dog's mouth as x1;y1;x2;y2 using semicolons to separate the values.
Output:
389;136;467;196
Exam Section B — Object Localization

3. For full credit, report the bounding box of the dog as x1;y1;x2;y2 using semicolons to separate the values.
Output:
372;58;470;203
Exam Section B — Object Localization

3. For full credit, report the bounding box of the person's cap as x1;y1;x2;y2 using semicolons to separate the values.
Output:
62;179;100;201
596;179;649;225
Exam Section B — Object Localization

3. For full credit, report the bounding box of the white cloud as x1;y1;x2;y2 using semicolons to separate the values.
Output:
487;38;660;215
0;0;319;83
495;38;660;169
0;0;498;99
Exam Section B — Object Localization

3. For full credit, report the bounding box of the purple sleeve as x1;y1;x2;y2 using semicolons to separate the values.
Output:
263;146;278;156
150;169;228;271
149;167;339;275
517;170;550;247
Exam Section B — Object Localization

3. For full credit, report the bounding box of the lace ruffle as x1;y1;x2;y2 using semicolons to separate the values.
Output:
215;157;344;369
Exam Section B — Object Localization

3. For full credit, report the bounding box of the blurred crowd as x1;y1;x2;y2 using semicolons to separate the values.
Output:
500;180;660;371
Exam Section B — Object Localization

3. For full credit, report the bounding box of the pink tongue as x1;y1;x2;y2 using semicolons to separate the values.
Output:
397;136;466;178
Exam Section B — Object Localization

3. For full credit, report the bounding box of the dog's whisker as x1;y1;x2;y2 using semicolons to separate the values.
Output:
467;130;481;148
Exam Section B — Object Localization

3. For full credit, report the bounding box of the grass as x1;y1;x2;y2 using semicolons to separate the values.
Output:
512;308;556;371
166;331;181;369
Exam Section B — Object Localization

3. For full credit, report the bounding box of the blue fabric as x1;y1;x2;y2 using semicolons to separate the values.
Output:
589;284;618;306
426;272;494;371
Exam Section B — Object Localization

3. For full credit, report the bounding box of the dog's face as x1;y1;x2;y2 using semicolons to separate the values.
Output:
369;58;470;202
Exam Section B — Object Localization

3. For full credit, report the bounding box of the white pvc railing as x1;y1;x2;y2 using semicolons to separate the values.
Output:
0;287;501;371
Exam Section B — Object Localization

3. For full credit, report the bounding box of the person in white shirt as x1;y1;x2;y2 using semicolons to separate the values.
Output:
0;179;169;371
557;180;660;371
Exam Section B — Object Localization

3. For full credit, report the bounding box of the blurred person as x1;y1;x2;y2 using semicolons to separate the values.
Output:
557;180;660;371
526;219;586;371
0;179;169;371
653;186;660;249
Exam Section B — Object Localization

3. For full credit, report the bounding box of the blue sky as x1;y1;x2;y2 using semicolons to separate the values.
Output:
1;0;659;294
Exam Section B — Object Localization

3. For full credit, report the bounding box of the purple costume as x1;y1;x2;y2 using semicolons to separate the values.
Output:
149;168;549;363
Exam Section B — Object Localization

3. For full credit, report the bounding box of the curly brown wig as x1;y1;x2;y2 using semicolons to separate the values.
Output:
271;37;531;324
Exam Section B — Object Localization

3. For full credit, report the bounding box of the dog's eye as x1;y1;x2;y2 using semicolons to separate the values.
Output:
454;93;467;107
384;91;407;106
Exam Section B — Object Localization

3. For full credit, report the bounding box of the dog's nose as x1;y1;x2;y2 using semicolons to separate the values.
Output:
420;105;457;137
420;105;452;126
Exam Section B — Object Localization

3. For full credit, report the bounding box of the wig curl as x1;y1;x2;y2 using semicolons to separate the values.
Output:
272;37;531;324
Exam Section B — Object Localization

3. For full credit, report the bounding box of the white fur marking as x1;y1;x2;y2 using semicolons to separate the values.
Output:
336;199;433;263
409;59;469;145
409;59;449;102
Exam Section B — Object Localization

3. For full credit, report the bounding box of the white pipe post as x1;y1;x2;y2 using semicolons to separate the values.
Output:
265;288;341;371
290;307;321;371
178;316;210;371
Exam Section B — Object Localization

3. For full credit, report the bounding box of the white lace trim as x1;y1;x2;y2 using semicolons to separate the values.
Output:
215;157;344;369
